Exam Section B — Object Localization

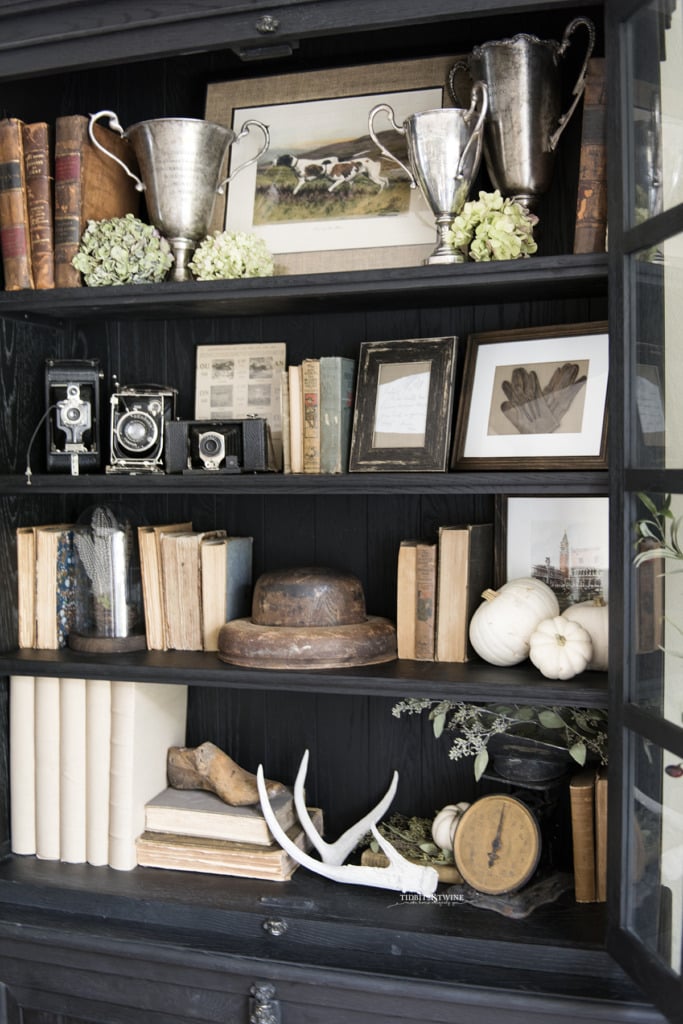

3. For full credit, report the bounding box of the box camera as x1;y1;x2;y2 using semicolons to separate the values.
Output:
164;418;274;474
107;381;177;474
45;358;103;474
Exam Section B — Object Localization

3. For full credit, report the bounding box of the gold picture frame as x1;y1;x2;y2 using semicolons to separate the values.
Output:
204;57;456;275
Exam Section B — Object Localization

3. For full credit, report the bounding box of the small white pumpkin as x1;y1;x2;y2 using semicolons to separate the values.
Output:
529;615;593;680
468;576;560;667
431;802;470;850
561;597;609;671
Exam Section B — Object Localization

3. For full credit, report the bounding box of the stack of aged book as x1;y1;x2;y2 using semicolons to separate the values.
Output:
569;764;608;903
396;522;494;662
283;355;356;474
0;113;139;291
136;785;323;881
9;675;188;870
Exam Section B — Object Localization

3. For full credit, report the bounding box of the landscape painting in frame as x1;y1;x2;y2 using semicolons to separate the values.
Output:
204;58;455;273
503;496;609;612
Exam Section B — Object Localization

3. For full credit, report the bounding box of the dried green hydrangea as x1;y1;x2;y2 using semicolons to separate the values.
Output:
446;189;539;262
72;214;174;286
188;229;274;281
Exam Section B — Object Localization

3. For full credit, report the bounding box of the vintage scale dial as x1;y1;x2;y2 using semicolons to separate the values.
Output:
453;794;541;895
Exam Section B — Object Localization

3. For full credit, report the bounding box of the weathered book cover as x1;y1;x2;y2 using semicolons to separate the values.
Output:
595;764;608;902
288;364;304;473
0;116;33;290
569;766;597;903
435;523;494;662
16;525;36;648
54;114;140;287
144;785;295;845
138;522;192;651
396;539;418;660
414;541;437;661
136;808;323;880
319;355;356;473
200;534;253;652
159;529;225;651
22;121;54;289
302;357;321;474
574;58;607;255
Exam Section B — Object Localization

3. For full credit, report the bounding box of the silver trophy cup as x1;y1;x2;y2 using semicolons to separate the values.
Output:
450;17;594;209
88;112;270;281
368;83;488;265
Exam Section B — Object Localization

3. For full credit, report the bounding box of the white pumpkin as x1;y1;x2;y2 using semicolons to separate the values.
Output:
529;615;593;680
561;597;609;671
431;802;470;850
468;577;560;667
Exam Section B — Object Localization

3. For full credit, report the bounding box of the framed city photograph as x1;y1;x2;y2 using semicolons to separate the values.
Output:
496;495;609;611
349;336;459;472
452;322;609;470
204;56;456;275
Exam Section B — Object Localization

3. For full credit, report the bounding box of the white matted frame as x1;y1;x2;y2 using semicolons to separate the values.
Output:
496;495;609;610
452;322;609;470
204;57;456;275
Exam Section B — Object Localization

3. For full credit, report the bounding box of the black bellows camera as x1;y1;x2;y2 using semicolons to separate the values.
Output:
107;381;177;474
164;418;274;474
45;358;103;474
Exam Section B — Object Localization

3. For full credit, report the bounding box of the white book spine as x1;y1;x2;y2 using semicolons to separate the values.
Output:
9;675;36;855
85;678;111;866
60;677;87;863
34;676;61;860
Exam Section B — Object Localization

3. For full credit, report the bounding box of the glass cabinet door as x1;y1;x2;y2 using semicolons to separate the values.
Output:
609;2;683;1021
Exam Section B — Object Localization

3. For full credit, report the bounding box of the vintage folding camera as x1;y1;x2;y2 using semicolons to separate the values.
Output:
164;417;274;474
107;381;177;474
45;358;103;474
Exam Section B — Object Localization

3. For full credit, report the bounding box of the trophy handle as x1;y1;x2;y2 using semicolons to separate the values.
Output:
456;80;488;181
217;120;270;193
88;110;145;192
368;104;416;185
448;60;472;108
549;17;596;152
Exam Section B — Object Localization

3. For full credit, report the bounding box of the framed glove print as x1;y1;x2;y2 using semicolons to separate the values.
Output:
452;322;609;470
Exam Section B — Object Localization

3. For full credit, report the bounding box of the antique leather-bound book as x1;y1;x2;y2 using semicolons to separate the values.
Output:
54;114;140;287
22;121;55;288
573;58;607;254
0;116;33;290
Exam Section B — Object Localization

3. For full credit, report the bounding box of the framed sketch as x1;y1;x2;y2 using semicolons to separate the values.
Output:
496;495;609;611
348;336;458;472
452;322;609;470
204;57;456;275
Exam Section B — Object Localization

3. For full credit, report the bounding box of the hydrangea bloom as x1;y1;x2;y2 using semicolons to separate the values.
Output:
72;214;174;286
189;230;274;281
446;189;539;262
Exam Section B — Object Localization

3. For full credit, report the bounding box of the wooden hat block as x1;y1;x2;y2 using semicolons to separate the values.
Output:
217;566;397;669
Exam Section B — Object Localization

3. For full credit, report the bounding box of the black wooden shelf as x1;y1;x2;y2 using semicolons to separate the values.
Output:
0;254;608;324
2;470;609;496
2;647;609;705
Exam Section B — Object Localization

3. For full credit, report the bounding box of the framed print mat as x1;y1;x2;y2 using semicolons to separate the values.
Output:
204;57;456;275
452;322;609;470
348;336;458;472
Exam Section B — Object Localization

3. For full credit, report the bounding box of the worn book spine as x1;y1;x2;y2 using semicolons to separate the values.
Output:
280;368;291;474
16;525;36;648
396;539;418;660
569;766;597;902
414;541;437;661
301;357;321;474
59;676;87;864
319;356;356;473
22;122;54;289
288;364;304;474
9;675;36;855
595;764;608;902
0;117;33;290
435;523;494;662
574;58;607;255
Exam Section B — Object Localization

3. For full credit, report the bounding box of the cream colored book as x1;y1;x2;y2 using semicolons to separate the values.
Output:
35;675;61;860
136;808;323;880
9;675;36;855
59;676;87;864
137;522;192;651
16;526;36;648
144;785;295;845
85;678;111;866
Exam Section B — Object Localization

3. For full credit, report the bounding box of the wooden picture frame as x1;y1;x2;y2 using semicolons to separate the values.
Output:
452;322;609;470
204;56;456;275
348;336;458;472
495;495;609;611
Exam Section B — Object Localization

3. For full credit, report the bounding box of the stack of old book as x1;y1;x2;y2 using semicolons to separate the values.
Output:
136;786;323;881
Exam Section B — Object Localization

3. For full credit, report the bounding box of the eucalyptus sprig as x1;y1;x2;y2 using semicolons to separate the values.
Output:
392;699;608;780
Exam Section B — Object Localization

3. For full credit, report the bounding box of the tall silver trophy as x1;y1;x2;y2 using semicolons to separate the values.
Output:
88;112;270;281
368;83;488;265
450;17;594;209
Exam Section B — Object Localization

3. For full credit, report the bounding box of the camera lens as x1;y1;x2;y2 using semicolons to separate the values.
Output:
65;406;83;423
116;410;158;453
196;430;225;469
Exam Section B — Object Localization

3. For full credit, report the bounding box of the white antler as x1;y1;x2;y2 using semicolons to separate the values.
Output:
257;763;438;898
294;748;398;865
